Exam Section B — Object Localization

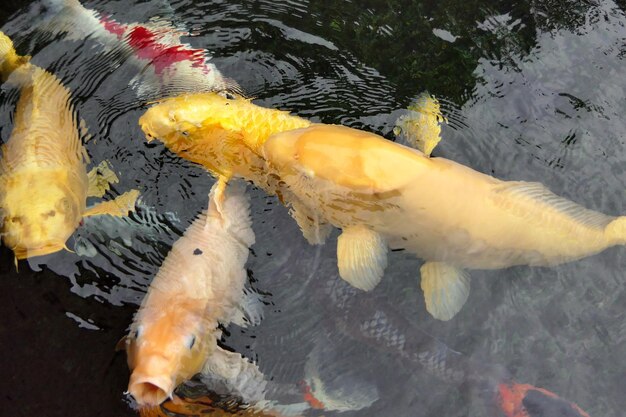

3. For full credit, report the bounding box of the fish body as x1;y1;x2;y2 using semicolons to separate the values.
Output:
0;31;138;260
394;92;445;156
42;0;236;96
124;181;259;407
321;278;591;417
139;92;626;320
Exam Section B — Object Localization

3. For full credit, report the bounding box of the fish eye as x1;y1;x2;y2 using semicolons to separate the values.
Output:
184;334;196;350
218;90;235;100
43;210;56;218
134;325;144;339
10;216;22;224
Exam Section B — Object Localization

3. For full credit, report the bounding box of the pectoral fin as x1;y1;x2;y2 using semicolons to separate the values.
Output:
87;160;119;197
83;189;140;218
337;226;387;291
420;262;470;321
201;346;267;404
289;199;332;245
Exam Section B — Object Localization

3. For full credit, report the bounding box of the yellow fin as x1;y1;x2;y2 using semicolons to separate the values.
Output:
337;225;387;291
289;199;332;245
209;175;231;218
87;160;119;198
420;262;470;321
394;92;445;157
83;189;140;218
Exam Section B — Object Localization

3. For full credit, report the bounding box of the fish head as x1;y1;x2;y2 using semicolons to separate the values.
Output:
125;298;216;407
1;172;84;259
139;92;249;176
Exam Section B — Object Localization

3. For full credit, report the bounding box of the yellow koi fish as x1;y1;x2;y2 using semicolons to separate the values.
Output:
0;31;139;261
122;181;263;407
139;92;626;321
393;92;446;157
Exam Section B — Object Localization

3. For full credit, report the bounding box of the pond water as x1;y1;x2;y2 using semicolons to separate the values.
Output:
0;0;625;416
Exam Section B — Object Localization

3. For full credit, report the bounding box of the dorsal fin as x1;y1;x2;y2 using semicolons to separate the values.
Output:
491;181;614;232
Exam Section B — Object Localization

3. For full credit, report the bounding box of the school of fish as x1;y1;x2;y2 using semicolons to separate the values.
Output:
0;1;609;416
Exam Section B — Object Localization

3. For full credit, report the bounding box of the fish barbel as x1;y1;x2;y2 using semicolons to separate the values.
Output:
0;31;139;261
139;92;626;321
122;181;263;408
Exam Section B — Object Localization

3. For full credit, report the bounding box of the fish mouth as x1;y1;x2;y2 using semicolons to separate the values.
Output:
12;242;66;260
128;375;174;407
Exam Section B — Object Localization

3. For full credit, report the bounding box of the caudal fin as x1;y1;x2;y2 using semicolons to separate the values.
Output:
0;31;29;82
605;216;626;245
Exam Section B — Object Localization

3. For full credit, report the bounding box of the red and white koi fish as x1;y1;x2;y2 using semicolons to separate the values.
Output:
41;0;238;98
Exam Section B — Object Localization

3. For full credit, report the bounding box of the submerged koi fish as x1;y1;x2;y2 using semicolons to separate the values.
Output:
394;92;446;157
121;181;263;408
41;0;237;97
139;92;626;321
0;31;138;261
300;277;592;417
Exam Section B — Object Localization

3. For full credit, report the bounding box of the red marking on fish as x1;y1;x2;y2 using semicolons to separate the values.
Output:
99;15;126;38
98;15;212;76
299;380;325;410
497;382;591;417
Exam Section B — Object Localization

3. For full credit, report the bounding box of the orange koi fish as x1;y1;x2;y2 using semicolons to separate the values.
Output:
0;31;138;261
121;181;263;408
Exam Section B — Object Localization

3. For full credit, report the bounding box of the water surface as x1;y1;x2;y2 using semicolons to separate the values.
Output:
1;0;625;416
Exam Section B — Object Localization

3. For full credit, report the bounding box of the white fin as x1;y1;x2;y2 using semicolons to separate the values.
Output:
201;347;267;404
83;189;140;217
87;160;119;197
337;226;387;291
420;262;470;321
230;289;264;328
289;199;332;245
491;181;614;231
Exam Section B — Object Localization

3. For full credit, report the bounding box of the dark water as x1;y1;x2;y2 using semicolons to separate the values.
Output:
1;0;625;416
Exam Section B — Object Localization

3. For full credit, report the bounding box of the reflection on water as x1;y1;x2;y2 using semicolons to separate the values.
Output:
0;0;625;416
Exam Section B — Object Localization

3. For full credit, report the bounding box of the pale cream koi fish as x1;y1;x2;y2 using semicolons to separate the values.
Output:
0;31;139;262
121;181;264;408
139;92;626;321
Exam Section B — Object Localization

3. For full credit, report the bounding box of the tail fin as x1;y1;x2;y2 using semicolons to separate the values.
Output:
0;31;28;82
605;216;626;245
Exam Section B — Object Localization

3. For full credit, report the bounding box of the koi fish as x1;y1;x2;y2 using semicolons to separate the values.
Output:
139;92;626;321
41;0;237;98
0;31;138;261
300;276;592;417
121;181;263;408
393;92;446;157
